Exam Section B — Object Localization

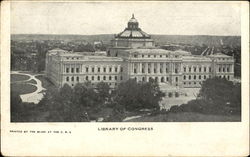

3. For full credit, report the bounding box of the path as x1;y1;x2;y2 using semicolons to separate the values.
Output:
11;71;46;104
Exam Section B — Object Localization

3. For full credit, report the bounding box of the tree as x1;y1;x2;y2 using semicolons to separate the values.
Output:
96;82;110;104
113;79;165;111
199;77;240;107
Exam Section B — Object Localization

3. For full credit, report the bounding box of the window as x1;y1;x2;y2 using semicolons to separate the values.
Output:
204;75;206;79
227;67;229;72
194;82;196;85
184;67;186;72
148;68;151;73
142;77;145;82
109;67;112;72
154;68;156;73
109;76;112;80
227;75;230;80
194;75;196;80
194;67;196;72
103;67;106;72
76;68;79;73
204;67;207;72
199;67;201;72
199;75;201;79
161;77;164;82
120;67;123;72
184;75;186;80
142;55;144;58
154;55;156;58
189;67;191;72
92;67;94;73
160;55;162;58
219;67;221;72
160;68;162;73
103;76;106;80
120;76;123;80
86;67;89;73
189;75;191;80
148;55;150;57
209;67;211;72
175;77;178;82
97;76;100;80
71;77;74;81
166;68;168;73
76;77;79;81
66;68;69;73
86;76;88;80
115;76;117;80
71;68;74;73
66;77;69;81
92;76;94;80
175;69;178;73
223;68;225;72
98;67;100;72
142;68;145;73
134;69;137;73
166;77;169;81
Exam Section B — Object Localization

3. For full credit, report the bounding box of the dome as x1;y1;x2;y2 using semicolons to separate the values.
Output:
115;14;151;39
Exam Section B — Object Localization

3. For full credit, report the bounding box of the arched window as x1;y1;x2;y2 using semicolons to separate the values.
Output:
166;77;169;82
76;77;79;81
92;76;94;80
161;77;164;82
86;76;88;80
115;76;117;80
175;77;178;82
194;75;196;80
66;77;69;81
103;76;106;80
183;75;186;80
109;76;112;80
97;76;100;81
142;77;145;82
189;75;191;80
71;77;74;81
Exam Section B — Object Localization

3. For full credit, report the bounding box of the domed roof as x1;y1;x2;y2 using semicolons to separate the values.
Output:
115;14;151;39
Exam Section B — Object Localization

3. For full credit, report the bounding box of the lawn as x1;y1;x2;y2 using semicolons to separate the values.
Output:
26;79;37;84
35;75;56;90
126;112;241;122
11;74;30;82
11;83;37;95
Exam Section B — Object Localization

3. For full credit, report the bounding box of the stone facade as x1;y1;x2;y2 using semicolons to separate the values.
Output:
46;15;234;91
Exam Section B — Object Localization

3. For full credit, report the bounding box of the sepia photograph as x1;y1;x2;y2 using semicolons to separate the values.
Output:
9;1;242;123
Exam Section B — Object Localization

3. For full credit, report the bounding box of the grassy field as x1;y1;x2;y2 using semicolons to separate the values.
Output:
26;79;37;84
127;112;241;122
11;74;30;82
11;83;37;95
35;75;56;90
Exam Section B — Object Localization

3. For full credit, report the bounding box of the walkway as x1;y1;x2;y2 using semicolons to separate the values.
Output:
11;71;46;104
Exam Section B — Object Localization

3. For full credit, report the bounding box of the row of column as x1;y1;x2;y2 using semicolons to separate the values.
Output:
131;62;181;74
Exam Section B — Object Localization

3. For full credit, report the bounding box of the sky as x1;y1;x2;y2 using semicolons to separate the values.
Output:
11;1;241;36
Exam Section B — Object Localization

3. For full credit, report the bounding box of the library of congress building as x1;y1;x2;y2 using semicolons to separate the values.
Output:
46;15;234;96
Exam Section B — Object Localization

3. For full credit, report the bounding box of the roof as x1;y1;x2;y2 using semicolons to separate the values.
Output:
117;29;150;38
209;52;232;58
